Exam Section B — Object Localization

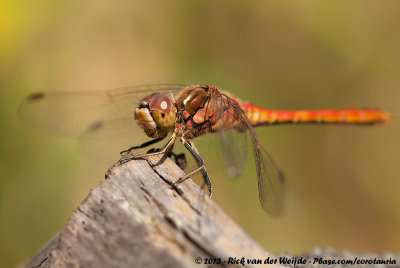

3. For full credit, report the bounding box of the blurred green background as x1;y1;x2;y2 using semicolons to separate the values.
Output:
1;1;400;266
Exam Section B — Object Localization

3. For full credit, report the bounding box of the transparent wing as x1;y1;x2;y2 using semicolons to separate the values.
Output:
255;142;286;216
220;94;286;216
19;84;185;141
216;128;248;179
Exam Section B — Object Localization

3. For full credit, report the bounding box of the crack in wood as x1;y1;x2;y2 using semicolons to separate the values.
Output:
20;155;286;268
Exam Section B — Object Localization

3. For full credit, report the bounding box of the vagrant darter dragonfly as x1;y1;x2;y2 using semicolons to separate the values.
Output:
19;84;391;216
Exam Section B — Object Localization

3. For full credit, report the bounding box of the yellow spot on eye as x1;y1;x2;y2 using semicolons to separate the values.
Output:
160;101;168;110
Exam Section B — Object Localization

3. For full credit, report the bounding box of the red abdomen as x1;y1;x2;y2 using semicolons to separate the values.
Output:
240;103;392;126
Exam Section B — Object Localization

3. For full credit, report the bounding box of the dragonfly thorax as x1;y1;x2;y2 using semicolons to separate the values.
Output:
134;93;177;138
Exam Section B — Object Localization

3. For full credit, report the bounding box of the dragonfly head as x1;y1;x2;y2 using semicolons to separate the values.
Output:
135;93;177;138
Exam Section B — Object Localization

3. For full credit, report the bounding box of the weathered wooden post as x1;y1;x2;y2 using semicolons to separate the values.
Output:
21;155;283;267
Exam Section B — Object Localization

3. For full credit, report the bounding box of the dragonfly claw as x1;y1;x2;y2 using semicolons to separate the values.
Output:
199;183;212;198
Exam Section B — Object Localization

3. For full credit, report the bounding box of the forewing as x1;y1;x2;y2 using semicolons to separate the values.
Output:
19;84;185;139
222;95;286;216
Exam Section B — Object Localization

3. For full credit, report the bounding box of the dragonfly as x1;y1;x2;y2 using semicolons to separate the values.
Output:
19;84;391;216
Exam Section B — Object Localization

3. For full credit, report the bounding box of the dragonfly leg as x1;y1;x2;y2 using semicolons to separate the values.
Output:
120;137;164;156
145;144;187;170
178;138;212;198
175;164;205;183
130;133;176;159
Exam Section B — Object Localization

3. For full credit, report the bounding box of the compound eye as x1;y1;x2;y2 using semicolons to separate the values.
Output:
148;94;172;114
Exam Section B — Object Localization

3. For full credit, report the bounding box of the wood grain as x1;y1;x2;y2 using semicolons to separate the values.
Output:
21;154;282;268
